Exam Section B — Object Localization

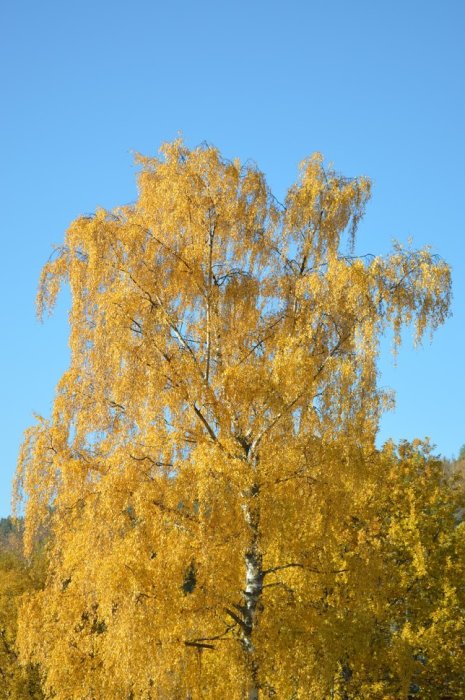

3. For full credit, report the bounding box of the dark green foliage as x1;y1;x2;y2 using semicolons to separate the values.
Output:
182;561;197;594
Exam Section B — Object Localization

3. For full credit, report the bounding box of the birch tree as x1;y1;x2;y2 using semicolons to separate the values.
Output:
15;141;452;698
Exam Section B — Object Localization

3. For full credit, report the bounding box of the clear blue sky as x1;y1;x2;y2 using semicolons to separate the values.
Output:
1;0;464;516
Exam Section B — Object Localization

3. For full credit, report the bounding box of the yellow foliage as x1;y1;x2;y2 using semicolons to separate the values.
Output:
0;524;44;699
14;141;458;698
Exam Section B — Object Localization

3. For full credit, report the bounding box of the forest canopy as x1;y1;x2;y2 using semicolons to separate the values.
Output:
10;141;463;699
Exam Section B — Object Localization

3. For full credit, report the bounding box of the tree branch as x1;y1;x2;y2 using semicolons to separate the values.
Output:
263;563;347;576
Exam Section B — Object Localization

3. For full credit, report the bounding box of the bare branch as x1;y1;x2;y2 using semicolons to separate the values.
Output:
129;454;173;469
224;607;249;632
185;621;237;651
184;641;215;650
193;403;218;444
263;563;347;577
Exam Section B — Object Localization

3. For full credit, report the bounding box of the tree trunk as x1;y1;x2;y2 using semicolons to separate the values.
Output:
242;479;263;699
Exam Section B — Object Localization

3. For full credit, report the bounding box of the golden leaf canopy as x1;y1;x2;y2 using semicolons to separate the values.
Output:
14;141;458;699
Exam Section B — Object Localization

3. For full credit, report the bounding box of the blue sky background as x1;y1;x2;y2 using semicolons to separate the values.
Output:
1;0;464;516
